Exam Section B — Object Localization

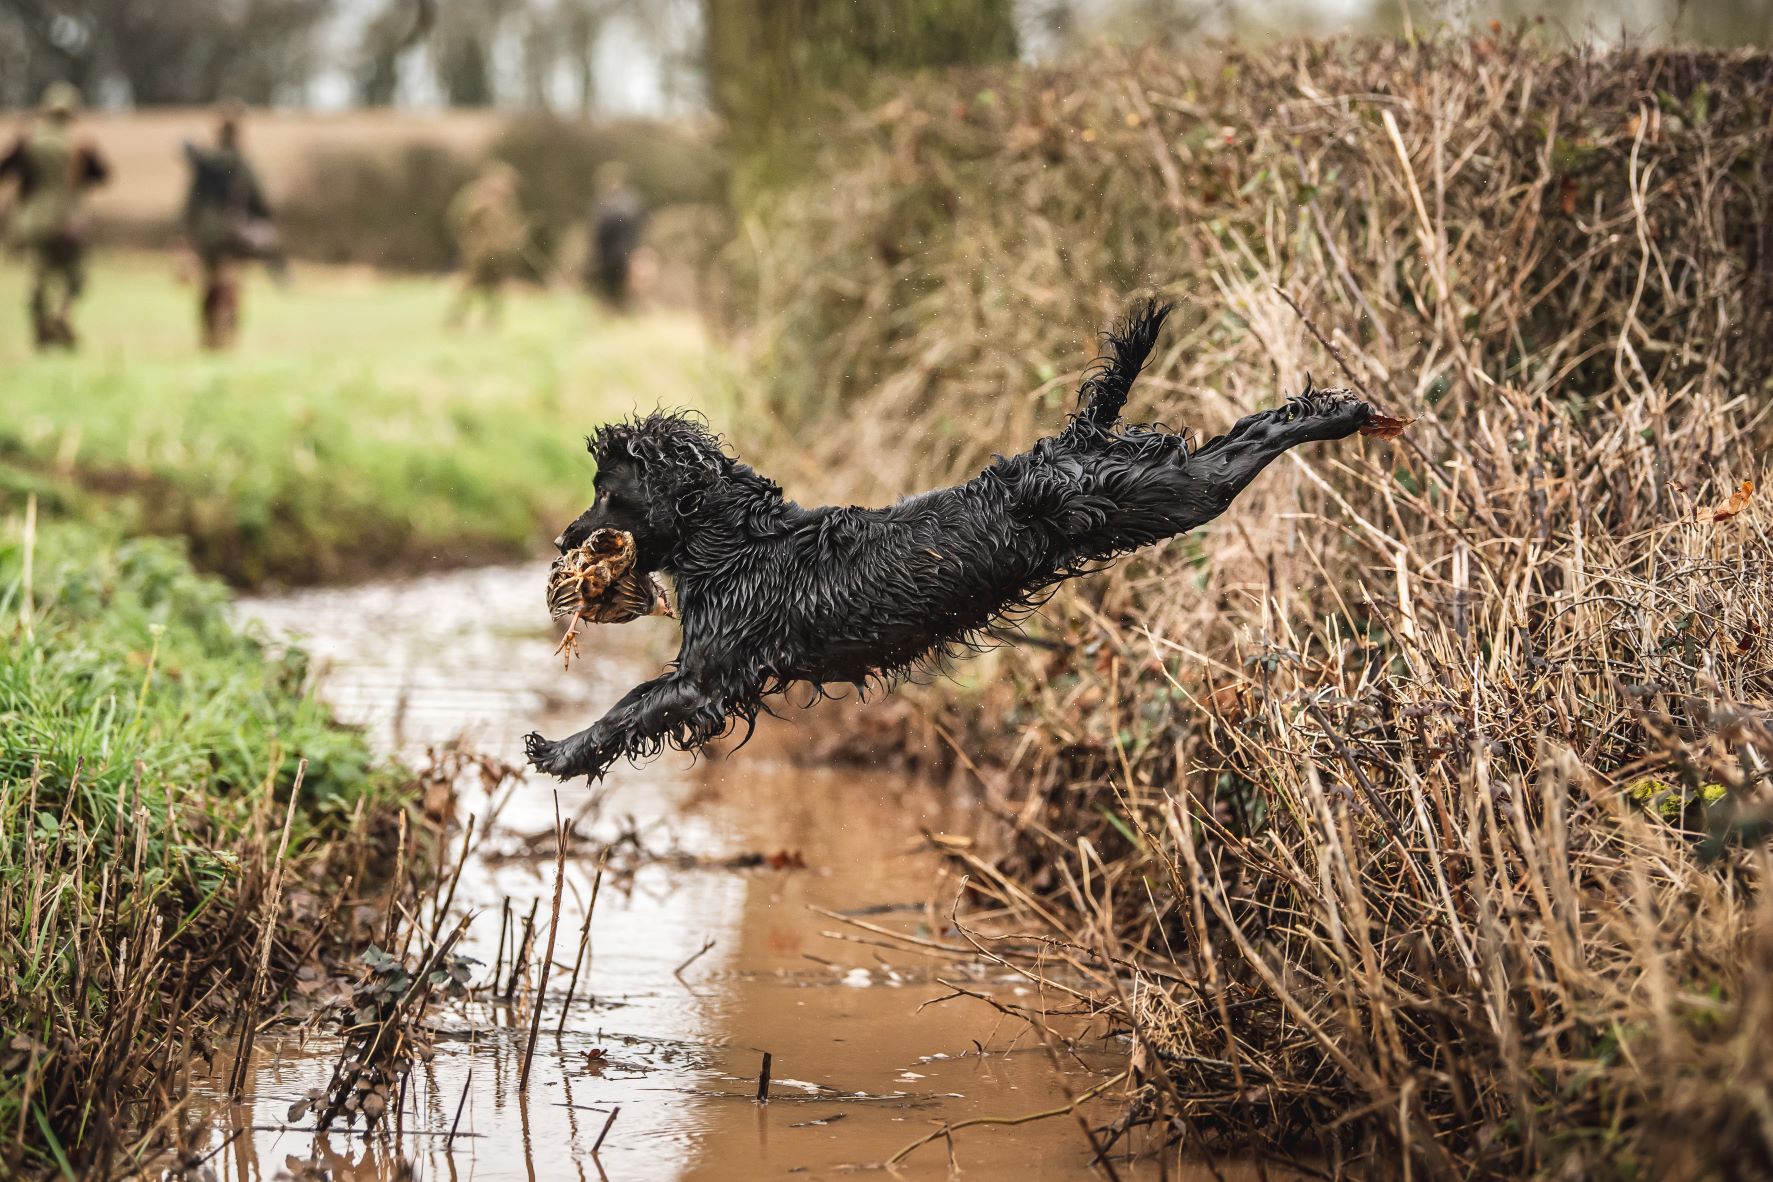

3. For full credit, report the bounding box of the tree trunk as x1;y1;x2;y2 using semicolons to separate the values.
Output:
704;0;1017;151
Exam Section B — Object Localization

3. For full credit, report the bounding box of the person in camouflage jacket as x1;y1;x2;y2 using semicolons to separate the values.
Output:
181;103;279;350
0;83;110;350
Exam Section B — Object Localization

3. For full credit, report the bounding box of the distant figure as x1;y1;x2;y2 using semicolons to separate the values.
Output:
447;160;526;328
182;102;280;351
586;161;646;313
0;83;109;350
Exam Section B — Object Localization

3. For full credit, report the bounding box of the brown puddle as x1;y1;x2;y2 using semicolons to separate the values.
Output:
200;566;1237;1181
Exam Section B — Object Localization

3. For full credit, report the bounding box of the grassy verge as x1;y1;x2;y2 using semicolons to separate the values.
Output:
0;254;712;586
0;514;424;1177
723;31;1773;1179
0;250;708;1173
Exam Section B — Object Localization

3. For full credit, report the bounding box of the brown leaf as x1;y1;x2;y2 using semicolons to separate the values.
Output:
1559;176;1579;216
1358;414;1416;439
1707;480;1755;523
1207;683;1246;722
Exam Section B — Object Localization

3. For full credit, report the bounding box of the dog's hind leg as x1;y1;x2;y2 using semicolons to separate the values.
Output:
1086;388;1375;549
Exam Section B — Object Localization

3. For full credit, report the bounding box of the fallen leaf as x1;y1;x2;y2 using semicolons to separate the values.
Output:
1707;480;1754;523
1359;414;1416;439
1559;176;1579;216
1207;683;1246;721
765;849;807;871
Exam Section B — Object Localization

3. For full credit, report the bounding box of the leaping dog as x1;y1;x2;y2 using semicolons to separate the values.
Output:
526;301;1382;781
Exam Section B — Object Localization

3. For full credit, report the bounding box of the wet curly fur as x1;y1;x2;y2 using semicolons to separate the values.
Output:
525;301;1375;781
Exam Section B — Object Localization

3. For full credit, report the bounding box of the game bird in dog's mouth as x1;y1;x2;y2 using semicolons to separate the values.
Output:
527;300;1410;782
545;528;672;668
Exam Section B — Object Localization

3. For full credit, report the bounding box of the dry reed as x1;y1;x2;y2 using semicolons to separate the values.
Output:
722;29;1773;1178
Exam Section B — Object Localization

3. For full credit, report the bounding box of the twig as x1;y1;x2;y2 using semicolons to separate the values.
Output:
556;857;605;1035
887;1071;1130;1165
504;897;539;1004
428;811;476;945
190;1127;243;1169
672;937;716;990
756;1051;773;1103
229;759;305;1096
592;1105;621;1154
519;795;570;1094
1272;287;1377;402
492;897;511;992
446;1069;472;1148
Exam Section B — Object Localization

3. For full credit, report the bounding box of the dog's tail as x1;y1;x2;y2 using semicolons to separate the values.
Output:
1069;299;1172;436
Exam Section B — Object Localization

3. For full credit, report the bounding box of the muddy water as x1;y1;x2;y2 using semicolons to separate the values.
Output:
205;565;1196;1181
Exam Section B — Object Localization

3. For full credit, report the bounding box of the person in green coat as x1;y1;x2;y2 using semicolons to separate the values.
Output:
0;83;110;350
181;103;279;350
446;160;527;328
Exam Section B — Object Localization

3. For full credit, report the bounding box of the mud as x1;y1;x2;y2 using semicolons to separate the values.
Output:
189;565;1238;1180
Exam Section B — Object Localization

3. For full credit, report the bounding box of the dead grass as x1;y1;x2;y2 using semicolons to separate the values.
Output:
720;30;1773;1178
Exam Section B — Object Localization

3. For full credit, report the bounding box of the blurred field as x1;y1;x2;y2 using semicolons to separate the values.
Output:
0;252;717;585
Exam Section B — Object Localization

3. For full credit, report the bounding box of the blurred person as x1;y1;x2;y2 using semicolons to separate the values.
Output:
446;160;527;328
586;161;647;313
181;102;281;351
0;83;110;351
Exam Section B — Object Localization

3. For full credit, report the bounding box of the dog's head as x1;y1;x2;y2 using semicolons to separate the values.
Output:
556;412;730;571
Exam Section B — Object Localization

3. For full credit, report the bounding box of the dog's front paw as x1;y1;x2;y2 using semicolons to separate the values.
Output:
525;731;575;778
524;730;619;782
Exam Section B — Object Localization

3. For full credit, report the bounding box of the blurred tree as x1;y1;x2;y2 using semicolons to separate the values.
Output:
354;0;433;106
561;0;617;111
431;0;504;107
704;0;1018;149
0;0;331;105
516;0;619;110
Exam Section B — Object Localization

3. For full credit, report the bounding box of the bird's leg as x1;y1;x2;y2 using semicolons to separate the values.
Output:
553;613;586;670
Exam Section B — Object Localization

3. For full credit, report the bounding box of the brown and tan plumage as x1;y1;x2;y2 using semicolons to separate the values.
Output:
546;529;672;667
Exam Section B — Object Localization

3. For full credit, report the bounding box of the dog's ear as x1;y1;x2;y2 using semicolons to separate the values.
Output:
631;429;725;530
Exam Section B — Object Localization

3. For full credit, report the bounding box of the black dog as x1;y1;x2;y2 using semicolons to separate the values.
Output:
525;302;1376;781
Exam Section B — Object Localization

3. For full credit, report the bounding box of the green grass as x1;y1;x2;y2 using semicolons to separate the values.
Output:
0;516;411;1175
0;253;715;586
0;522;387;809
